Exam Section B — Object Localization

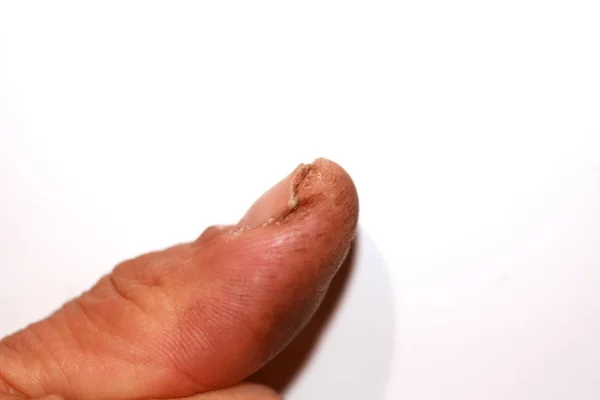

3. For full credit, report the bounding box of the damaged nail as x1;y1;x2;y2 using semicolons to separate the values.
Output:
238;162;314;229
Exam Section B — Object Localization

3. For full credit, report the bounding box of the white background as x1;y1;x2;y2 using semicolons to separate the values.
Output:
1;1;600;399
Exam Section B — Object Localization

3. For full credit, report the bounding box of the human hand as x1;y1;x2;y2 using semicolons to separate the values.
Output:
0;158;359;400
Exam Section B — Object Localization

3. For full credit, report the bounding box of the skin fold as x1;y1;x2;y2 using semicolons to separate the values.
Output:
0;158;359;400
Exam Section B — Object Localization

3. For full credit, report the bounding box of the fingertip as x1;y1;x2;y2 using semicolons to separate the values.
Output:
237;157;359;278
239;158;358;233
170;158;359;390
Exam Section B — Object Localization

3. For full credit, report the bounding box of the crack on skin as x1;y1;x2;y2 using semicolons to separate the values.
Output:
262;162;314;227
229;159;323;237
288;162;312;209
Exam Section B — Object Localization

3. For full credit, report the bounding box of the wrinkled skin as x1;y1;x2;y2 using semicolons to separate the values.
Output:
0;158;359;400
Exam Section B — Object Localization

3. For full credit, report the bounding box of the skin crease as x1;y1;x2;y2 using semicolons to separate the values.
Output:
0;158;359;400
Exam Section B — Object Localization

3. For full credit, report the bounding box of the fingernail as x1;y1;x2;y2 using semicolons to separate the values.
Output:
238;162;312;228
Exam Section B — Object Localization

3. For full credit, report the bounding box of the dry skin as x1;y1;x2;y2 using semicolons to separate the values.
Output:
0;158;359;400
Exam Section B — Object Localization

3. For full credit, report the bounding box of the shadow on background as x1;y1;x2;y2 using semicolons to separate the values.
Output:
252;228;395;399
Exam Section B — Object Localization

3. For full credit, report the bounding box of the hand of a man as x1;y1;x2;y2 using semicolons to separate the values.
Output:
0;159;359;400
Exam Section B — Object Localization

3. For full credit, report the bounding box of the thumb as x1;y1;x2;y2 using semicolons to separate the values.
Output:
0;158;358;400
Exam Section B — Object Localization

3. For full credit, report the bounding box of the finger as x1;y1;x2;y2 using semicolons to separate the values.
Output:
0;385;281;400
0;158;358;400
184;383;281;400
